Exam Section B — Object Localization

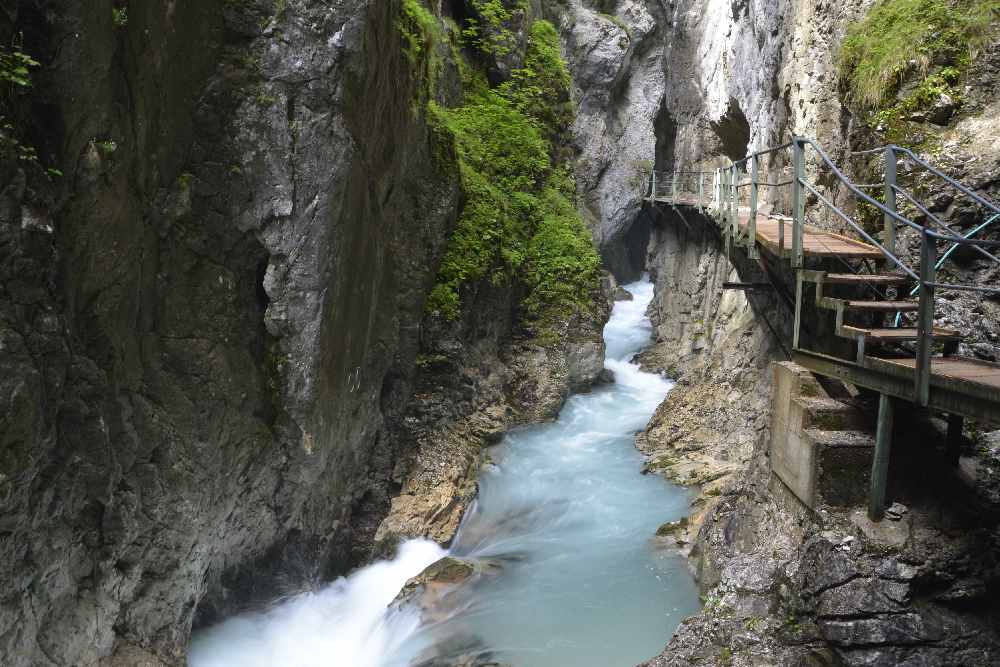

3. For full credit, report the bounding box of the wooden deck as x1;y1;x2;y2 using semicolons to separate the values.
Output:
736;215;885;260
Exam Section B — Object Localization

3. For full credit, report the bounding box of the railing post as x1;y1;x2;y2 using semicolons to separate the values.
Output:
749;154;759;259
651;170;657;200
720;168;728;225
698;172;705;212
915;229;936;406
883;146;897;261
672;172;678;204
730;165;738;240
792;138;806;268
715;169;722;216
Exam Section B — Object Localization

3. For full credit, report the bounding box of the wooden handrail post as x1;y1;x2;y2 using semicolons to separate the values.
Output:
651;170;656;199
672;172;678;203
698;172;705;212
749;154;759;259
915;229;936;406
883;146;897;263
792;138;805;268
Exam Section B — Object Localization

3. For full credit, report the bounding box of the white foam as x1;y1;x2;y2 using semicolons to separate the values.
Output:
188;540;445;667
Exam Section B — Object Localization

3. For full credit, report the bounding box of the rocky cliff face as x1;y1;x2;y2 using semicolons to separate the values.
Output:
556;0;1000;665
0;1;606;665
1;2;461;663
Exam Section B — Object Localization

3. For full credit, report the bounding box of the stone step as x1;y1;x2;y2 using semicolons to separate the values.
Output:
802;429;876;508
793;396;869;432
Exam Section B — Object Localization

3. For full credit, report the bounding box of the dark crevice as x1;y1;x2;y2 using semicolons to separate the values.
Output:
710;97;751;161
653;100;678;172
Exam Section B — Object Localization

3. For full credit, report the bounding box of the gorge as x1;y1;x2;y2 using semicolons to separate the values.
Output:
1;1;999;666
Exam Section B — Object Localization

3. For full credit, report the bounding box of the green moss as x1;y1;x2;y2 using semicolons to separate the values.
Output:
522;169;601;322
425;92;598;325
838;0;995;109
498;20;575;142
399;0;439;65
598;12;629;36
399;0;446;104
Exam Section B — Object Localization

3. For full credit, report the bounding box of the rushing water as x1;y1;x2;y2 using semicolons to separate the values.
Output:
190;278;699;667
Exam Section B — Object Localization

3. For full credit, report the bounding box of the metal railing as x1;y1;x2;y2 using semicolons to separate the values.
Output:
645;139;1000;405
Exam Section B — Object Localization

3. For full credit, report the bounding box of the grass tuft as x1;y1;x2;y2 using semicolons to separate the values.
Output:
838;0;996;109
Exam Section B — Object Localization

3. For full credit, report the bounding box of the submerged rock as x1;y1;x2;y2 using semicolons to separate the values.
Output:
615;286;635;301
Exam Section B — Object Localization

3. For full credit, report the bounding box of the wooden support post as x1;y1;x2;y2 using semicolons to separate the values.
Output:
698;172;704;212
794;269;803;350
749;154;760;259
883;146;897;264
651;170;657;200
868;393;895;521
672;172;678;203
778;217;785;257
792;138;806;268
915;229;936;406
946;414;963;467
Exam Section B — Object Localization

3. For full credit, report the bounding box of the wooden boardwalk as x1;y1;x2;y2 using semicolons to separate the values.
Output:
650;193;999;424
648;197;884;260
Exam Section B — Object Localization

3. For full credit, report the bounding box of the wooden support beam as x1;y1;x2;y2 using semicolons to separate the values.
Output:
794;269;803;349
722;282;774;290
946;414;963;467
869;393;895;521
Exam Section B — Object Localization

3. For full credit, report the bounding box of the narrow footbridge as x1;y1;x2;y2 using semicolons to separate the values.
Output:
644;138;1000;519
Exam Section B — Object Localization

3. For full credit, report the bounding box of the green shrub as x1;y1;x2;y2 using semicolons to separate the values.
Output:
463;0;518;58
0;42;40;167
838;0;995;109
522;171;601;321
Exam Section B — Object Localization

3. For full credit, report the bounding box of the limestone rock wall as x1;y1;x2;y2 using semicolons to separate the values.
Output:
0;1;464;663
561;1;1000;665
